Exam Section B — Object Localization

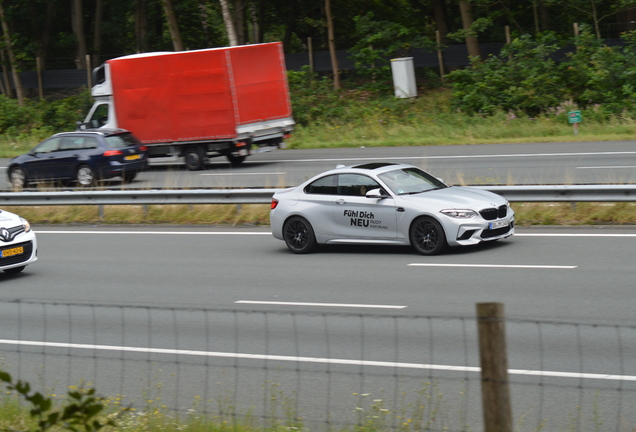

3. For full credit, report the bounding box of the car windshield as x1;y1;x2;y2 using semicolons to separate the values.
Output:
105;133;141;149
378;167;447;195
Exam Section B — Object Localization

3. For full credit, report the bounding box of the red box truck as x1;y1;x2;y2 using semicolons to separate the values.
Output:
81;42;294;170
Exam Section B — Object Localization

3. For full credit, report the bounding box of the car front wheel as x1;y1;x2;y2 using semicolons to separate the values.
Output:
410;217;447;255
76;165;95;187
283;216;317;254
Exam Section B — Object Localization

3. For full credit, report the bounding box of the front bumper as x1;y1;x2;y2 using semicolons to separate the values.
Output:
444;216;515;247
0;231;38;271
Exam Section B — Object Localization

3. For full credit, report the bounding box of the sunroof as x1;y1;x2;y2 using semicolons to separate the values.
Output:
353;162;398;170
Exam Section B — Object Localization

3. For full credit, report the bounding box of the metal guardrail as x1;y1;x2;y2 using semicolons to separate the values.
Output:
0;185;635;206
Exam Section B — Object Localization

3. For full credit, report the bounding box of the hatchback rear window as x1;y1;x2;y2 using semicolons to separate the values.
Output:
105;134;140;148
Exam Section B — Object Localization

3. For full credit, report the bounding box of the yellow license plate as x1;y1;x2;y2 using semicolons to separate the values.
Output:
2;246;23;258
125;154;141;160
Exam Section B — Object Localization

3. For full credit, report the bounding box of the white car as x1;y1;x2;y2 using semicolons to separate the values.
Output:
0;209;37;273
270;163;514;255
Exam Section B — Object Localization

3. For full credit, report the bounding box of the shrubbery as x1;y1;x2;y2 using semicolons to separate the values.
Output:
448;26;636;117
0;90;92;140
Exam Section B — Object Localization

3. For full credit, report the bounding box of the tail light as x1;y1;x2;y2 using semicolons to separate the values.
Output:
104;150;123;156
139;145;148;151
271;199;279;209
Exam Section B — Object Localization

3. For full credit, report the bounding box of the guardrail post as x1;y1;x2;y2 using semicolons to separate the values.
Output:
476;302;513;432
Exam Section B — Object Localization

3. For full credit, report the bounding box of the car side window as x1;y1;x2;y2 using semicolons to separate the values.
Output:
33;137;61;154
338;174;381;197
304;174;338;195
80;137;99;149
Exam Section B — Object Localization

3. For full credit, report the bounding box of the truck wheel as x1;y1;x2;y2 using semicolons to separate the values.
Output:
184;146;205;171
226;154;246;166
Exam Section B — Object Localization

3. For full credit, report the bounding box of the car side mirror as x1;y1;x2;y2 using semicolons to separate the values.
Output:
366;188;389;199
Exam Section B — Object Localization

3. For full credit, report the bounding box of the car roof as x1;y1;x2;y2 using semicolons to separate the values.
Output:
330;162;415;175
54;128;131;138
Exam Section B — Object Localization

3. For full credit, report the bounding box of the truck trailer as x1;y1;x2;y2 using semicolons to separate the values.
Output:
81;42;294;170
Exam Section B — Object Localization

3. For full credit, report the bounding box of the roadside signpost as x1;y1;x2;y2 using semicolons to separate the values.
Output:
568;110;582;135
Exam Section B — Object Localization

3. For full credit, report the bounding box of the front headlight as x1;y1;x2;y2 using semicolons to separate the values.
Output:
20;217;31;232
440;209;477;219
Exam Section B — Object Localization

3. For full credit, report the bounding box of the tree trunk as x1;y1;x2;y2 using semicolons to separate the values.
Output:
325;0;340;89
458;0;481;60
431;0;449;43
250;1;260;44
234;0;246;45
93;0;104;66
0;50;12;98
0;3;24;104
161;0;184;51
36;0;56;69
71;0;88;69
135;0;149;52
539;0;551;31
220;0;238;46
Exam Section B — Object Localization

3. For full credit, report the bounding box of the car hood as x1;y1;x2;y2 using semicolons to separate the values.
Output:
399;186;506;209
0;209;22;228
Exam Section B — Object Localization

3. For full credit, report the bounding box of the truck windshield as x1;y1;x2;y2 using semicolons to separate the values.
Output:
105;134;141;148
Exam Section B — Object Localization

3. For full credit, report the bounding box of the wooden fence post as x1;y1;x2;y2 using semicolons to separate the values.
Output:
476;302;513;432
435;30;445;84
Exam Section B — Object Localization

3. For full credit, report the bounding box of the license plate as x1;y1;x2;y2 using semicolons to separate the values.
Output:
1;246;23;258
489;219;509;230
125;154;141;160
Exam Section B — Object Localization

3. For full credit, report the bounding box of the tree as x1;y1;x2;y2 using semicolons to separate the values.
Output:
458;0;481;59
220;0;238;45
71;0;88;68
0;1;24;104
325;0;340;89
161;0;184;50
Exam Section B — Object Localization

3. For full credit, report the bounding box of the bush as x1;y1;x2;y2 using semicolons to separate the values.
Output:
448;27;636;117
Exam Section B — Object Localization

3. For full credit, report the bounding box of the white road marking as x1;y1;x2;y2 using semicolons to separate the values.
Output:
35;231;271;235
577;165;636;169
252;150;636;164
235;300;406;309
408;263;577;269
200;172;285;176
0;338;632;382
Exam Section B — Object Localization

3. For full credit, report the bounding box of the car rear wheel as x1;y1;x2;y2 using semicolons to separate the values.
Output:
410;217;447;255
122;172;137;183
283;216;317;254
76;165;95;187
9;167;27;189
4;266;25;274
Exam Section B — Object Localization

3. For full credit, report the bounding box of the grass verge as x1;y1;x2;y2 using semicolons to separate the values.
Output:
4;202;636;226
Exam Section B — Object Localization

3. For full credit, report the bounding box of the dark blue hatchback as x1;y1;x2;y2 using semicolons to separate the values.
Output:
7;129;148;188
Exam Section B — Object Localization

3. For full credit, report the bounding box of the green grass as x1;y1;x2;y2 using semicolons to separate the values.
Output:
5;202;636;226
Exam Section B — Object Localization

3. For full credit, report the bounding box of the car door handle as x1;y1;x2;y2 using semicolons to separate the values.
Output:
397;207;405;212
336;199;347;205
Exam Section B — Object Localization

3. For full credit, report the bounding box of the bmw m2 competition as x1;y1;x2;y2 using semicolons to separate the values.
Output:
270;163;514;255
0;209;37;274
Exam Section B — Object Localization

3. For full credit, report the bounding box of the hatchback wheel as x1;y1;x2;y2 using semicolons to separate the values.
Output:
9;167;27;189
76;165;95;187
283;217;317;254
410;217;447;255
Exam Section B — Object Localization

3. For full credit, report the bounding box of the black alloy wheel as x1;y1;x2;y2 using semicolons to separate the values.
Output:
409;216;447;255
283;216;317;254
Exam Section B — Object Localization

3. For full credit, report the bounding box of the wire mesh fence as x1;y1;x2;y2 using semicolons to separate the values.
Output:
0;299;634;431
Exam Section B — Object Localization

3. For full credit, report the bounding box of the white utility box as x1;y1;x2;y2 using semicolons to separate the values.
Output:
390;57;417;98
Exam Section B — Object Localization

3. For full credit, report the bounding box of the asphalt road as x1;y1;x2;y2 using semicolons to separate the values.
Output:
2;225;634;324
1;226;635;429
2;140;636;189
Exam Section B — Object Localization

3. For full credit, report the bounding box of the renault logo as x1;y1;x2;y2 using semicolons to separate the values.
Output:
0;228;10;242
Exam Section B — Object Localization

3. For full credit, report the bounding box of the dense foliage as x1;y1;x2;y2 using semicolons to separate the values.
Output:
448;27;636;116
